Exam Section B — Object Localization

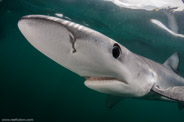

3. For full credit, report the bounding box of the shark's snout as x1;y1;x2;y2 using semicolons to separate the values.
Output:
18;15;117;77
18;15;74;53
18;15;82;70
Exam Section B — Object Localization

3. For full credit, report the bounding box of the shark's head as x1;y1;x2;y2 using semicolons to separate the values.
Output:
18;15;152;97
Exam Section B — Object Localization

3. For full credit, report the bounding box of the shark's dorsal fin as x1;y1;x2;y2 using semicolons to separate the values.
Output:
106;95;124;108
164;52;179;71
152;85;184;102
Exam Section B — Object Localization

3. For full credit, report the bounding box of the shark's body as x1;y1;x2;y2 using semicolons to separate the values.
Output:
18;15;184;108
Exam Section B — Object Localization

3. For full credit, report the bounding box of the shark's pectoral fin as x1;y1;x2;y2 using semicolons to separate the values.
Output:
164;52;179;72
152;84;184;102
106;95;124;108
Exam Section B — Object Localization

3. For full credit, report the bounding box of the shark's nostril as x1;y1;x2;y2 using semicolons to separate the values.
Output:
69;33;77;53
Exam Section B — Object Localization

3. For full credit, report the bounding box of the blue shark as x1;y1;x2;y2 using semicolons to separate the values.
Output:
18;15;184;109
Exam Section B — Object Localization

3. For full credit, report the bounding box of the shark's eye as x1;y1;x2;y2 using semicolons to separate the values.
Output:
112;43;121;59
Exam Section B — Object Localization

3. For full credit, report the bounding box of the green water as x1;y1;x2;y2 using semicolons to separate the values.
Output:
1;0;184;122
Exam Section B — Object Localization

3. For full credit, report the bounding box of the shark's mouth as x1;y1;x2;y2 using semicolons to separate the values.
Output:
85;77;128;84
84;77;128;95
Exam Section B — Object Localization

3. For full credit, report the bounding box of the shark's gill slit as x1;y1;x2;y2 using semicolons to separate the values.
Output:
69;33;77;53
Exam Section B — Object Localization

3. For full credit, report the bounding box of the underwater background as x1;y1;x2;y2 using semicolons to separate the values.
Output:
1;0;184;121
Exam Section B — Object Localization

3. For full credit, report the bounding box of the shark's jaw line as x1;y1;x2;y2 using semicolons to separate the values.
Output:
85;77;128;84
84;76;129;96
